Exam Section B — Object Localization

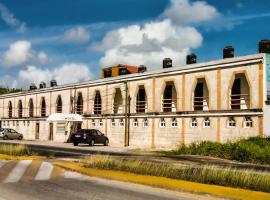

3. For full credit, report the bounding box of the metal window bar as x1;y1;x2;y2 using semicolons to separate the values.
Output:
162;99;177;112
94;103;102;114
193;96;209;110
76;104;83;115
18;109;23;118
136;101;147;113
230;94;250;109
56;105;62;113
41;107;46;117
113;104;123;113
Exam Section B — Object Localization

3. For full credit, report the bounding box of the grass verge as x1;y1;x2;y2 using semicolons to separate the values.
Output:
168;137;270;164
0;144;32;156
54;161;270;200
78;155;270;193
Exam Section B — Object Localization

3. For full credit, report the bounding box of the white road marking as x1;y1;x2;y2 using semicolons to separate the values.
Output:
64;171;82;179
4;160;32;183
35;162;54;181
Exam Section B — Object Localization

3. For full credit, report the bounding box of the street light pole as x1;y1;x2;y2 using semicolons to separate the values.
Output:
124;81;130;147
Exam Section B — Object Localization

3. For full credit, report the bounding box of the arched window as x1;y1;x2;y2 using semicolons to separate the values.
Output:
133;118;138;127
113;88;123;114
143;118;148;127
227;117;236;127
56;95;62;113
94;91;102;114
162;82;177;112
41;97;46;117
193;78;209;111
111;119;115;127
29;99;34;117
171;118;178;127
160;118;166;127
190;118;197;128
230;74;250;110
244;117;253;128
18;100;23;118
8;101;12;118
136;86;147;113
203;117;210;128
76;92;83;115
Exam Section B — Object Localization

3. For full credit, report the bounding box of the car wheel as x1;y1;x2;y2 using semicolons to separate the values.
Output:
73;143;78;146
104;139;109;146
3;135;8;140
18;136;23;140
89;139;94;146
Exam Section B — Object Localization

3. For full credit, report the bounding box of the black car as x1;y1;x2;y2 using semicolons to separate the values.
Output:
71;129;109;146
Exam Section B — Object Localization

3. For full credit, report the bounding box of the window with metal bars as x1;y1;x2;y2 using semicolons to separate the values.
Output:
136;86;147;113
94;91;102;114
76;93;83;115
56;95;63;113
41;97;46;117
29;99;34;117
162;83;177;112
8;101;12;118
18;100;23;118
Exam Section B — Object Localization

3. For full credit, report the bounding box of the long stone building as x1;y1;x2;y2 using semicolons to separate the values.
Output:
1;46;270;148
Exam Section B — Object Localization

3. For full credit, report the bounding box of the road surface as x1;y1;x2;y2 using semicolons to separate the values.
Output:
0;159;211;200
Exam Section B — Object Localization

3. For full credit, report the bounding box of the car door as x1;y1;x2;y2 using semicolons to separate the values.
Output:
96;130;104;144
10;129;17;139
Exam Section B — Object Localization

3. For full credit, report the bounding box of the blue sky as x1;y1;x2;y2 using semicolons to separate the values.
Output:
0;0;270;88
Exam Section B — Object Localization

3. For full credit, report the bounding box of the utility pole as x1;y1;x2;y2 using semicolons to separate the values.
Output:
124;81;130;147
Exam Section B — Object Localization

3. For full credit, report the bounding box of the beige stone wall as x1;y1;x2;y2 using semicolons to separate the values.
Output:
0;55;265;148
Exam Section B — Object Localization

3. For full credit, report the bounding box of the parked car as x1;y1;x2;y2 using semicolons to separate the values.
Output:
0;128;23;140
71;129;109;146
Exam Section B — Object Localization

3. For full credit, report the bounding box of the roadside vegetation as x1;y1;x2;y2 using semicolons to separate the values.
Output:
0;144;32;156
79;155;270;193
168;137;270;165
0;87;22;95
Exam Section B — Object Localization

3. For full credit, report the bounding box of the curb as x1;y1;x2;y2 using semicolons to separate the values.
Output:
54;161;270;200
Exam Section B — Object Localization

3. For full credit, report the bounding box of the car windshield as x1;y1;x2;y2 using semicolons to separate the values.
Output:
77;130;84;134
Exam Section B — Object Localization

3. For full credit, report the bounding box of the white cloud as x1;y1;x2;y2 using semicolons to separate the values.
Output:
12;63;93;88
62;27;90;44
162;0;219;25
3;40;48;68
91;19;202;69
90;0;219;70
38;52;48;64
0;3;27;32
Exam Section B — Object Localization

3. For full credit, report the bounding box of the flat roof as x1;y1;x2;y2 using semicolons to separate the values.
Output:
0;53;265;98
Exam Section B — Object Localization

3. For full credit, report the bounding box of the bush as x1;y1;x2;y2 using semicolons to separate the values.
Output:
171;137;270;164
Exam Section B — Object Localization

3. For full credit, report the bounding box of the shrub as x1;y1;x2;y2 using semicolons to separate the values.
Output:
0;144;32;156
171;137;270;164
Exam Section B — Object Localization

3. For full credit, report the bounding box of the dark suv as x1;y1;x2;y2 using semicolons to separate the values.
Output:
71;129;109;146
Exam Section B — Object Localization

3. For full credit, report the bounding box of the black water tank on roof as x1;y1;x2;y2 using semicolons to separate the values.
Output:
186;54;197;64
39;82;46;89
223;46;234;59
163;58;172;68
259;39;270;53
50;80;57;87
29;83;37;90
138;65;147;73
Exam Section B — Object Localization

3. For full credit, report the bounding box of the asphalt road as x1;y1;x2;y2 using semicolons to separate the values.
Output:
0;160;205;200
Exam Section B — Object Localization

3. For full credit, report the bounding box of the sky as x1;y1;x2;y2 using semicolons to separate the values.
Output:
0;0;270;89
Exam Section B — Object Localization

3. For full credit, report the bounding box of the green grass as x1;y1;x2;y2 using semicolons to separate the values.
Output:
80;155;270;193
0;144;32;156
169;137;270;164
